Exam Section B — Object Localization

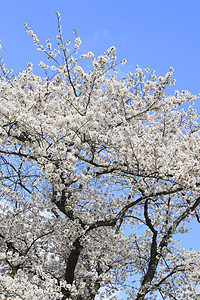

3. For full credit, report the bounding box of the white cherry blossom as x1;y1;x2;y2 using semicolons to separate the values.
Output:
0;13;199;300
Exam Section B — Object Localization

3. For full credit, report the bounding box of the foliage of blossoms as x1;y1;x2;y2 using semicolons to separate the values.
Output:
0;12;199;300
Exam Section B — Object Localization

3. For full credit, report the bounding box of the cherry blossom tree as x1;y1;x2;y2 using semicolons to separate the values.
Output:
0;12;199;300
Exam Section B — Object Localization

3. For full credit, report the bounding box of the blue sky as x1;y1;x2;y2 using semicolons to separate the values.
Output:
0;0;199;252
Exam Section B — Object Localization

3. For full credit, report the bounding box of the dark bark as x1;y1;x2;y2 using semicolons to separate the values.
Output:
135;200;159;299
135;232;159;300
62;237;83;299
135;196;200;299
65;238;82;284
